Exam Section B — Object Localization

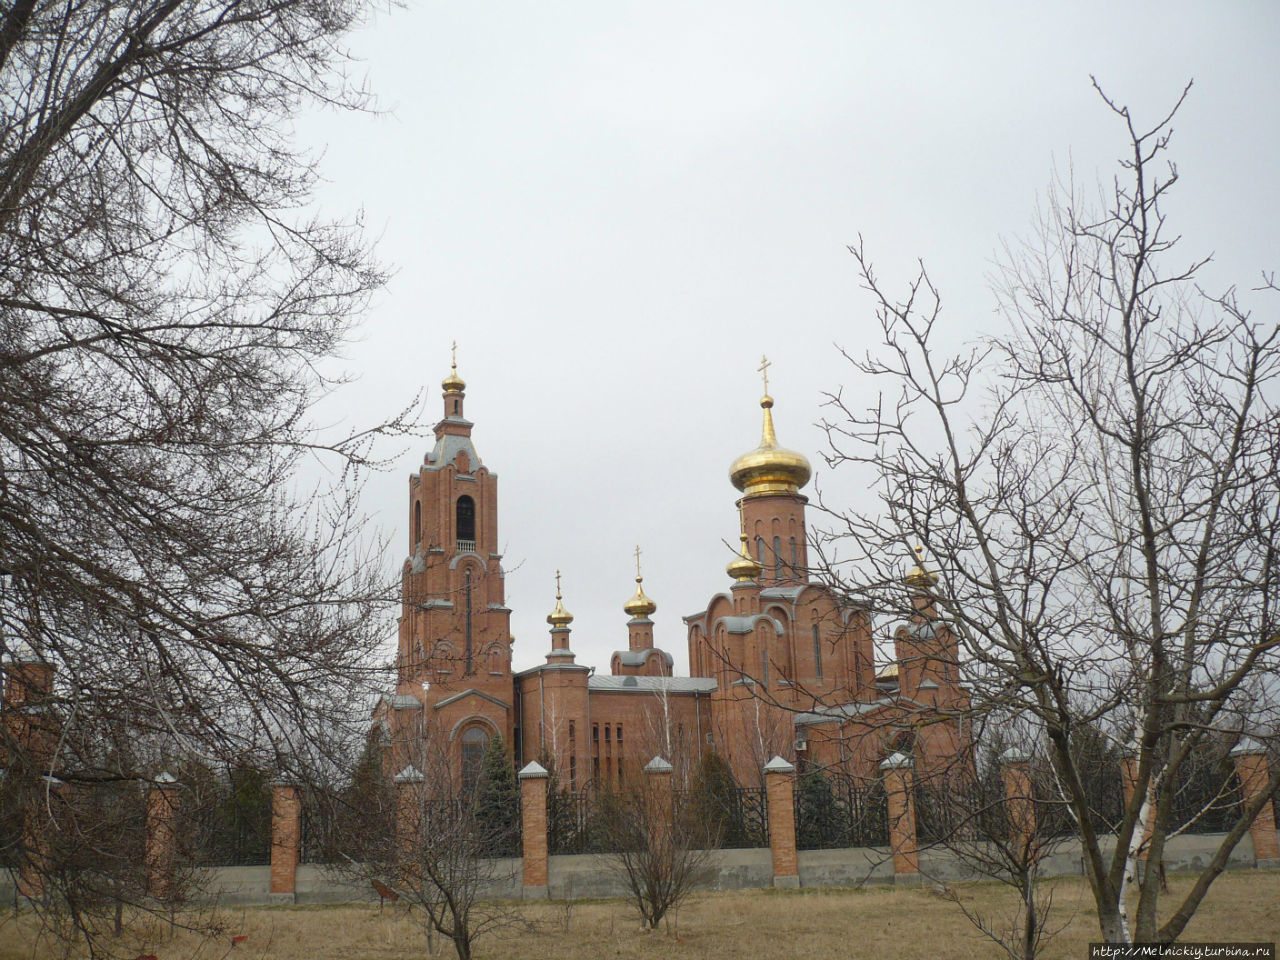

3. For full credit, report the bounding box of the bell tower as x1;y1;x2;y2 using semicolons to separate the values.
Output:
398;351;513;710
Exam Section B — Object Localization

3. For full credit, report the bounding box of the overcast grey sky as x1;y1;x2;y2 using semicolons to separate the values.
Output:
300;1;1279;675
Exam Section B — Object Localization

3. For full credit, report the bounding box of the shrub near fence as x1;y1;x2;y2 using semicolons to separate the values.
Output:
547;784;770;854
548;788;622;855
795;771;888;850
682;786;768;849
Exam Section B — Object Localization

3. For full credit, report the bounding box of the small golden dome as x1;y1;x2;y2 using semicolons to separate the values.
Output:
726;533;764;582
442;340;465;393
547;571;573;627
729;394;811;497
623;576;656;618
905;545;938;590
442;364;466;394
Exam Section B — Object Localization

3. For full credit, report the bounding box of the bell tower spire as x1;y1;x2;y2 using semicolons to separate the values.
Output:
398;351;510;709
440;340;467;424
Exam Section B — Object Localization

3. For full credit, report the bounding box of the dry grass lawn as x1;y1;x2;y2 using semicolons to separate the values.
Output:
2;871;1277;960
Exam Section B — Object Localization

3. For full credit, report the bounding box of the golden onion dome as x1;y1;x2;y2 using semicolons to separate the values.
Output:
726;532;764;582
904;545;938;590
729;394;811;497
442;361;466;394
623;576;657;618
547;571;573;627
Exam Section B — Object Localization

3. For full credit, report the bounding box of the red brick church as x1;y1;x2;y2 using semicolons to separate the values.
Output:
376;359;971;788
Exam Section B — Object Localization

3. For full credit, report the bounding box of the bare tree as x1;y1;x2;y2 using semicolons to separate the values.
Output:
603;757;714;932
0;0;414;949
816;80;1280;945
912;720;1077;960
337;727;520;960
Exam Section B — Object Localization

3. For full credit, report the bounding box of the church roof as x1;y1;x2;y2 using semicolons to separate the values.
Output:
588;675;717;694
424;431;483;473
612;648;675;668
794;698;893;726
759;585;807;602
716;613;784;636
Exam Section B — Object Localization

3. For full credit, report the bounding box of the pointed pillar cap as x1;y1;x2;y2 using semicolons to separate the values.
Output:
764;755;795;774
880;751;914;770
1230;736;1267;758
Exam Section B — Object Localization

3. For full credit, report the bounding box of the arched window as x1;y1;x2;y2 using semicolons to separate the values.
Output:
456;495;476;544
756;537;766;568
414;500;421;545
790;537;798;569
461;726;489;790
773;536;783;577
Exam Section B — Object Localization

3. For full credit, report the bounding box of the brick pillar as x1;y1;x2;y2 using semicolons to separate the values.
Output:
6;646;57;904
394;765;425;892
881;752;919;883
16;776;61;903
1120;751;1154;862
269;781;301;903
1000;748;1034;856
643;754;674;818
764;756;799;888
518;761;549;899
1231;738;1279;869
145;772;180;900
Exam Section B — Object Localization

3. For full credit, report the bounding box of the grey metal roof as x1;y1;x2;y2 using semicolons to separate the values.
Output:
588;675;717;694
384;694;423;711
794;698;893;726
512;662;590;678
612;648;675;668
759;585;806;602
424;433;484;473
716;614;783;636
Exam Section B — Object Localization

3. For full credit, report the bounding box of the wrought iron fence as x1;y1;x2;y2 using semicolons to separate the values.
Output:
795;774;888;850
679;785;768;849
546;784;769;854
1039;761;1126;839
547;788;618;854
1170;764;1241;835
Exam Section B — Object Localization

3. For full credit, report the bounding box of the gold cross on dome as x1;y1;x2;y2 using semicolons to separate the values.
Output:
555;569;562;599
758;354;771;394
450;340;458;371
634;544;643;579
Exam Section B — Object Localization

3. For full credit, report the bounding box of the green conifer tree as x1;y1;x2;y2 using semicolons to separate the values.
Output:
474;737;520;856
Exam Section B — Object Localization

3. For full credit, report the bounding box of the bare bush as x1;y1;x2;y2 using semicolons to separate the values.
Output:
336;730;521;960
603;757;715;932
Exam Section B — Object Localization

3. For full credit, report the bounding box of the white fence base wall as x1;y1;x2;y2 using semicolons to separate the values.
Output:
0;832;1264;908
